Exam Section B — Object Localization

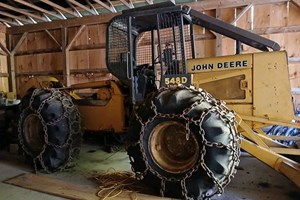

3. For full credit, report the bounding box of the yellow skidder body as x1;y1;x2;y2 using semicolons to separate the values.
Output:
188;51;294;125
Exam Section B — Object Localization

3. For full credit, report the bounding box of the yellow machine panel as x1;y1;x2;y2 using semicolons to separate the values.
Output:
187;54;252;73
252;51;294;123
190;51;295;127
73;80;127;133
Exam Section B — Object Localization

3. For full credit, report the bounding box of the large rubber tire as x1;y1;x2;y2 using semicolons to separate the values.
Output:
18;89;82;172
127;85;240;199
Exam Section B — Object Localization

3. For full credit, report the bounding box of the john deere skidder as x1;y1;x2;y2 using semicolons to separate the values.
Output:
17;2;300;200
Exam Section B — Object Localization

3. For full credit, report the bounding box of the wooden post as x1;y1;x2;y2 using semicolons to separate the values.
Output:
62;27;70;86
5;32;27;94
62;25;86;86
215;9;222;56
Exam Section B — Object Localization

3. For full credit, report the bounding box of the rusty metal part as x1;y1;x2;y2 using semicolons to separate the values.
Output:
149;121;199;174
23;113;44;154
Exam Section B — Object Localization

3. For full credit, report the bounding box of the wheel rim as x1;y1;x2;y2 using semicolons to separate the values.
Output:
23;114;44;153
149;121;199;174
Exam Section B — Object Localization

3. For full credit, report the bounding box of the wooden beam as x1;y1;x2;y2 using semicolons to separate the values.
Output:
63;24;86;86
0;72;9;77
7;13;117;34
188;0;288;11
0;11;33;24
93;0;117;13
231;4;252;25
62;27;70;86
86;0;99;15
8;54;15;93
40;0;77;17
215;9;222;56
288;57;300;63
66;25;86;50
70;43;106;51
0;25;6;33
8;32;27;93
0;2;46;21
0;40;11;56
0;19;19;26
119;0;134;8
44;29;62;49
145;0;154;5
253;25;300;35
291;0;300;10
7;0;289;34
15;68;109;77
68;0;96;15
14;48;61;56
11;32;28;54
13;0;63;20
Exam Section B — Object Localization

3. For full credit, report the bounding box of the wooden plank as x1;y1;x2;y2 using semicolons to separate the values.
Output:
188;0;288;11
253;25;300;35
285;32;300;57
291;0;300;10
67;25;87;50
69;50;89;70
4;173;171;200
89;49;106;69
269;2;288;27
215;9;223;56
87;25;101;45
0;72;8;77
0;77;9;92
15;68;109;76
289;57;300;63
253;4;271;28
231;4;252;25
62;27;70;86
0;25;6;33
5;173;99;200
288;2;300;25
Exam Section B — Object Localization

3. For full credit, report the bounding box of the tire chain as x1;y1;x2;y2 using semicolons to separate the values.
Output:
127;85;240;200
18;88;82;173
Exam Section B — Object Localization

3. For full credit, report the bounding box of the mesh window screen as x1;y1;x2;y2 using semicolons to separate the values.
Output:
107;17;129;64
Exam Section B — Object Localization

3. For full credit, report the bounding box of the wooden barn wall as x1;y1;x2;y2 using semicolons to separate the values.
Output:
0;28;8;92
12;23;109;94
5;2;300;108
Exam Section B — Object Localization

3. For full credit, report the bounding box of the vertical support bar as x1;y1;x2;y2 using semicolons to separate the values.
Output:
128;16;136;103
62;27;70;86
8;54;15;93
250;5;254;31
179;13;186;73
215;9;222;56
63;25;86;87
236;40;242;54
190;22;195;59
156;13;163;86
151;30;155;67
8;32;27;94
0;40;11;92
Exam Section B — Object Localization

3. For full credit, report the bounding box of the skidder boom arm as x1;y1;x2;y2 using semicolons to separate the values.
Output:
237;115;300;188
